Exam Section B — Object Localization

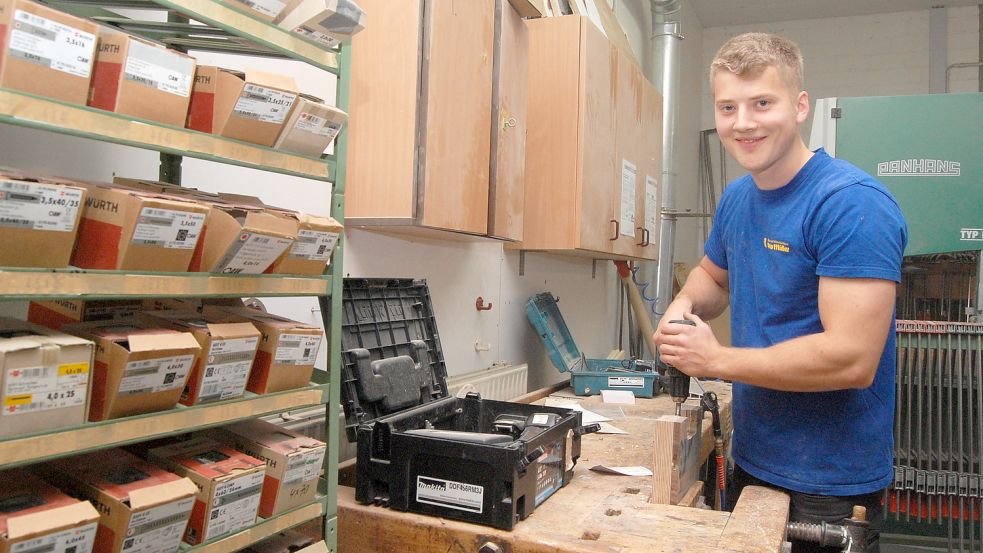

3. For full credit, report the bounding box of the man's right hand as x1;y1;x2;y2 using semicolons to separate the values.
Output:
654;298;693;349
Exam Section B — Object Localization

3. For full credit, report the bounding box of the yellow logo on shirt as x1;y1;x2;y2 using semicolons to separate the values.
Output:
763;237;790;253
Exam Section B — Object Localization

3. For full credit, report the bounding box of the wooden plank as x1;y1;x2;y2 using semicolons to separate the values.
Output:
651;414;686;504
717;486;790;553
487;0;528;241
192;502;325;553
507;0;546;18
519;17;582;251
345;0;421;219
419;0;494;234
511;379;570;404
0;270;330;299
677;479;704;508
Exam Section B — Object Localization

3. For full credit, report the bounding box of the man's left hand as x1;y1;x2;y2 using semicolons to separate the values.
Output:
657;313;722;378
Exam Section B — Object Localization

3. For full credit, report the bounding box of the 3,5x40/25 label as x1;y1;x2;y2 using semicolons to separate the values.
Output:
416;475;483;514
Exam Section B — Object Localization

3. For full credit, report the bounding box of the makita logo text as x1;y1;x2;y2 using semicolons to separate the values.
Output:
877;159;960;177
418;478;446;492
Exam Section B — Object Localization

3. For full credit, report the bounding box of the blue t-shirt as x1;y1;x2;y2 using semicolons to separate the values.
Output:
705;148;908;496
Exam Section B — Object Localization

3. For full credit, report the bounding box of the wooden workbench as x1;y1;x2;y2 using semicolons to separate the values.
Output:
337;381;791;552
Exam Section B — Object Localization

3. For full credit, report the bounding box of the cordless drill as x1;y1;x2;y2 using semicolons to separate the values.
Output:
659;319;696;416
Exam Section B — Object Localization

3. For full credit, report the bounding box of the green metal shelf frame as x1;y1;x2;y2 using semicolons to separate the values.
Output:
0;2;349;549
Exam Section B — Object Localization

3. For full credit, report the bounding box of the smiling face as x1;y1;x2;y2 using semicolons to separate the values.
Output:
713;65;812;190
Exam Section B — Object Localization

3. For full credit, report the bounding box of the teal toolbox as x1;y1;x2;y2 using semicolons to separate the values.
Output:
525;292;660;398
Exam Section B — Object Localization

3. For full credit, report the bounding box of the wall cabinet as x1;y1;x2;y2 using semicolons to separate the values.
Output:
345;0;526;240
520;15;662;260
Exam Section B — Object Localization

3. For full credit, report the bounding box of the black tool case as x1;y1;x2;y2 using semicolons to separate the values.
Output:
340;278;587;530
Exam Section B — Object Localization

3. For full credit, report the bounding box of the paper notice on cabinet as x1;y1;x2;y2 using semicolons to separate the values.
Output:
645;175;658;235
620;159;636;237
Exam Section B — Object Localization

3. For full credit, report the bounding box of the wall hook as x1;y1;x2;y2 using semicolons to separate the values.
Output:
476;297;493;311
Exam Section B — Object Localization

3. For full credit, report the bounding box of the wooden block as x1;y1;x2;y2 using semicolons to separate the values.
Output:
717;486;790;553
677;479;704;508
507;0;546;18
651;414;686;504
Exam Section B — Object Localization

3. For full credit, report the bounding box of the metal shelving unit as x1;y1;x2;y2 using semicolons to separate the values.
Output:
0;1;348;550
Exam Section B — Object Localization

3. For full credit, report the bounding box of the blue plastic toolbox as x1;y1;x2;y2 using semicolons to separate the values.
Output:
525;292;660;398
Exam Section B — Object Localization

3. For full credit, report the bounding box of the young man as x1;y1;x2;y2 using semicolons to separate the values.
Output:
654;33;907;552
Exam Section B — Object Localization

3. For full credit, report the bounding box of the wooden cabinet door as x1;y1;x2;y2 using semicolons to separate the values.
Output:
577;21;619;255
613;50;647;258
417;0;495;234
639;81;663;260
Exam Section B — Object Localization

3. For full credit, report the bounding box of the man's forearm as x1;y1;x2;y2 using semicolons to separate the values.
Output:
675;264;729;321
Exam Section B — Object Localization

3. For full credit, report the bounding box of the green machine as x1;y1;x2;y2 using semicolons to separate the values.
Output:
809;92;983;256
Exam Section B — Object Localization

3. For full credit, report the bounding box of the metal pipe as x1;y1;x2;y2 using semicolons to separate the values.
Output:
945;62;983;93
648;0;683;321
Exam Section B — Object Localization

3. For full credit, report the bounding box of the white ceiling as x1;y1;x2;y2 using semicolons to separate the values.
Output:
690;0;982;28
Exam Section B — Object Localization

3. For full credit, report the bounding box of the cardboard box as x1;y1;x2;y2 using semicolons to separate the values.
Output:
70;182;209;271
0;0;98;105
141;297;245;313
186;67;298;147
205;306;322;394
0;317;93;438
138;310;260;406
275;0;365;47
61;320;200;421
147;437;265;545
208;419;325;518
190;200;297;274
38;449;197;553
272;94;347;156
227;0;288;22
27;299;143;330
267;211;341;276
0;171;86;268
0;468;99;553
88;27;195;126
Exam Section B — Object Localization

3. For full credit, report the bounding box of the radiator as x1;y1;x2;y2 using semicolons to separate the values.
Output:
446;364;529;401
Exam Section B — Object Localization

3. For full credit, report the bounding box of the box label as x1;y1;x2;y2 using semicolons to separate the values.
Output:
124;39;194;98
122;496;194;553
11;521;97;553
274;333;322;365
205;470;264;541
236;0;286;18
293;112;342;139
215;232;294;274
416;475;483;514
295;26;341;48
608;376;644;388
288;229;338;262
0;180;82;232
131;207;205;249
199;336;258;402
2;362;89;416
9;10;95;78
283;446;326;485
233;85;297;124
118;355;194;395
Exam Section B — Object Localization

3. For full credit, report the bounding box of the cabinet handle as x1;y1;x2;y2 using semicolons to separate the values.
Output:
609;220;619;241
635;226;645;246
642;228;651;247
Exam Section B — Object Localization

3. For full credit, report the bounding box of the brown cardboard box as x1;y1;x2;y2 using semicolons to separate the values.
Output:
38;449;197;553
141;297;244;313
0;0;98;105
0;317;93;438
27;299;143;330
208;419;325;518
88;27;195;126
227;0;289;22
272;94;347;156
186;67;298;146
189;199;297;274
267;211;341;276
205;306;322;394
138;310;260;405
147;437;265;545
71;182;209;271
0;171;86;268
61;320;200;421
275;0;365;47
0;468;99;553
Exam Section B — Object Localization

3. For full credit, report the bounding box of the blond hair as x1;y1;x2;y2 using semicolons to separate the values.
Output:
710;32;804;94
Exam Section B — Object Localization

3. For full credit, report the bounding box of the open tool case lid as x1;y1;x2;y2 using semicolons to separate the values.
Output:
525;292;586;374
339;278;449;441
